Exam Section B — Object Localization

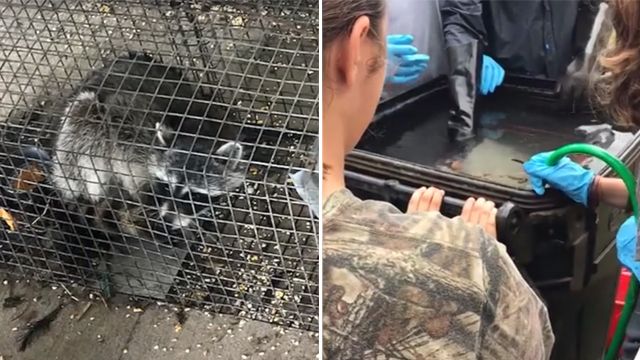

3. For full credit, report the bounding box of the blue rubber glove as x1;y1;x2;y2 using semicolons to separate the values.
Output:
386;34;430;84
480;55;505;95
522;151;596;206
616;216;640;279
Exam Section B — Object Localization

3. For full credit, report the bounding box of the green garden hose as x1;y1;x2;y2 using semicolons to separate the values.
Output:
548;143;639;360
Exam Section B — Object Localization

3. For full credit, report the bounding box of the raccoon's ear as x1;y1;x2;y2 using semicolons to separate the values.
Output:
66;91;96;114
214;142;243;169
89;102;108;121
155;122;173;146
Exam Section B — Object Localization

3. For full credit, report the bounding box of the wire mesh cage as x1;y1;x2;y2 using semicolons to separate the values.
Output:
0;0;319;331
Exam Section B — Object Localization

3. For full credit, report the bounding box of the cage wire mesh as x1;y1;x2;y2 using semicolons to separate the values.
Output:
0;0;319;331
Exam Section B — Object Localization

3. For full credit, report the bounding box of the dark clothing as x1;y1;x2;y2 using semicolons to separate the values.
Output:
440;0;600;79
439;0;600;139
440;0;487;48
484;0;599;79
621;291;640;360
440;0;486;140
446;40;482;142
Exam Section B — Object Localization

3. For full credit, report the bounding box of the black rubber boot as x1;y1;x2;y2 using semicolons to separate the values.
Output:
446;40;483;142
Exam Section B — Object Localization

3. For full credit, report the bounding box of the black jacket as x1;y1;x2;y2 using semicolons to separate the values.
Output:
440;0;601;79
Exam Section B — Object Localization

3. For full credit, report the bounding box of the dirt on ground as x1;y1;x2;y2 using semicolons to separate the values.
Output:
0;275;318;360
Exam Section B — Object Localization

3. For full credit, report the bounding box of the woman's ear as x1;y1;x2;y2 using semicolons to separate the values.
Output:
335;16;371;87
346;16;371;85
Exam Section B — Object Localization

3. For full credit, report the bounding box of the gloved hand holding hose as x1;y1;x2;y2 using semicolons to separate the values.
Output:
525;149;640;360
523;151;636;274
523;152;596;206
385;34;430;85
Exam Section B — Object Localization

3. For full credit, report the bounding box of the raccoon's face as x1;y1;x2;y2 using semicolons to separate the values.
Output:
202;141;246;195
166;141;246;197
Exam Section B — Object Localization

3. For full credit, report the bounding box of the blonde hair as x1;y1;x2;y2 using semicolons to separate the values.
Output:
597;0;640;130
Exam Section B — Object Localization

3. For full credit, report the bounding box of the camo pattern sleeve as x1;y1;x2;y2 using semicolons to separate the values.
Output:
322;189;554;360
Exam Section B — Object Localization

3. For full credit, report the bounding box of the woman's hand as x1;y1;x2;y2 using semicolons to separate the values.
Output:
460;197;497;238
408;189;497;238
407;186;445;214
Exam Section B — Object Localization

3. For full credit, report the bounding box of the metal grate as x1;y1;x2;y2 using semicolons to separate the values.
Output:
0;0;319;331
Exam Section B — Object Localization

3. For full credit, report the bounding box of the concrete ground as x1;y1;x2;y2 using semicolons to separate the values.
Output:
0;276;318;360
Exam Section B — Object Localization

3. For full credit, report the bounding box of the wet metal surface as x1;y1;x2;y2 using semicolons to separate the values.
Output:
358;89;635;189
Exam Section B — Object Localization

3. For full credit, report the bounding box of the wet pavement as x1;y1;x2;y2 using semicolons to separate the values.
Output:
0;274;318;360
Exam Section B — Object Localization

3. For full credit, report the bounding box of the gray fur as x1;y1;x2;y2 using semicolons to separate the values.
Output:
50;52;246;236
51;90;162;202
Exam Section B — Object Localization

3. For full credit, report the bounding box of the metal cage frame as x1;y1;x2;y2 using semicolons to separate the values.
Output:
0;0;319;331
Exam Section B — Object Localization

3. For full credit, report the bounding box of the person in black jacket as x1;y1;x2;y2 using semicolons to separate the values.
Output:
441;0;602;142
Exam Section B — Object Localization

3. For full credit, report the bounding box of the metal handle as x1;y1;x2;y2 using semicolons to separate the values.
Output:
344;171;524;242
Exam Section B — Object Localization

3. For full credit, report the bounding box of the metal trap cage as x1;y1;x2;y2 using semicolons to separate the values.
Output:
0;0;319;330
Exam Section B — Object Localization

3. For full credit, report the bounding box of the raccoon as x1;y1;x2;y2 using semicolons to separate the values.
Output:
46;51;245;240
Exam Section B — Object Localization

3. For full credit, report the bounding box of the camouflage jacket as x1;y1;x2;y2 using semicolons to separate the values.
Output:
323;189;554;360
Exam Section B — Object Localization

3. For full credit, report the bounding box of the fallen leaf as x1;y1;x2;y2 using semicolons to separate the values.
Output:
99;4;111;14
12;162;45;191
449;160;463;172
0;208;16;231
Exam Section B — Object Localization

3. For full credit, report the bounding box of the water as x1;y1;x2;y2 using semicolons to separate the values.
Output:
357;88;635;189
